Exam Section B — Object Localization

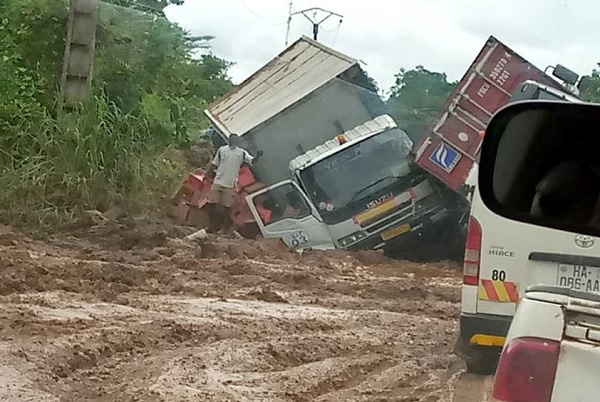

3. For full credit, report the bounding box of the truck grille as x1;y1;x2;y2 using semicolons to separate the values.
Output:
364;201;413;233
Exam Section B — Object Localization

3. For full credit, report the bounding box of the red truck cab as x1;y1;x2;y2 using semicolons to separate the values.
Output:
414;36;574;193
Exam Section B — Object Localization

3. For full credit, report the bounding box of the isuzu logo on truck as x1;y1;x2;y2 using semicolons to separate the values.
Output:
366;193;393;210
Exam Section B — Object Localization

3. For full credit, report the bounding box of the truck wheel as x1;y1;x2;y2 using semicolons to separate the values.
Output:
465;346;501;375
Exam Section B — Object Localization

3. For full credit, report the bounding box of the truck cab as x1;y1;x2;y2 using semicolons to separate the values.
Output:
246;115;459;257
510;80;581;103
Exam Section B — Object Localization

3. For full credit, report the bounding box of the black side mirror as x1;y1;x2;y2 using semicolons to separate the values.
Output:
479;101;600;237
552;64;579;86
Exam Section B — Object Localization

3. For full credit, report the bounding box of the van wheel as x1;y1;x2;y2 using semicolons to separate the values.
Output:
465;346;501;375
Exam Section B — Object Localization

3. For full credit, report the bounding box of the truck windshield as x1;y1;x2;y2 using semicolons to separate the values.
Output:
536;88;570;101
300;128;414;216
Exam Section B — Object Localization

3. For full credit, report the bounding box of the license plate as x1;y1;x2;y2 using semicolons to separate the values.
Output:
381;223;411;241
557;264;600;293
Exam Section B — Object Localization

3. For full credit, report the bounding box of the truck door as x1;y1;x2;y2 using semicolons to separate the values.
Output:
246;180;334;250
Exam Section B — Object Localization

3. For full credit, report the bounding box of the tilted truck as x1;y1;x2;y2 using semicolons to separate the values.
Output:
202;36;465;259
193;35;582;259
413;35;583;196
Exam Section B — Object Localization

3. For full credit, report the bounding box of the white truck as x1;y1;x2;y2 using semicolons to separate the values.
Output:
245;115;461;255
492;286;600;402
205;36;466;259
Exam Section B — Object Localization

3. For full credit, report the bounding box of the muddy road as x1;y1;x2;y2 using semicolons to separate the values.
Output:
0;222;492;401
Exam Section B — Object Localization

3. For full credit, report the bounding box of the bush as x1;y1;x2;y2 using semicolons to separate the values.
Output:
0;95;188;226
0;0;232;226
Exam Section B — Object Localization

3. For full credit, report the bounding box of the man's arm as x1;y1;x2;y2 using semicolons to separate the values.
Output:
212;147;222;167
206;148;221;178
247;150;263;165
206;164;216;179
243;149;257;166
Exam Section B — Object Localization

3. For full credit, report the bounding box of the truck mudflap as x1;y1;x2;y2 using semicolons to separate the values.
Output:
459;312;512;345
456;312;511;374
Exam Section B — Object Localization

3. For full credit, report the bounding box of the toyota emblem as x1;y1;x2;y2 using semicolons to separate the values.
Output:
575;234;595;249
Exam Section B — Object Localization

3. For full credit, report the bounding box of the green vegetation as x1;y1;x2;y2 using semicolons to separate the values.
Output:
581;66;600;103
388;65;600;143
386;66;456;143
104;0;184;16
0;0;232;226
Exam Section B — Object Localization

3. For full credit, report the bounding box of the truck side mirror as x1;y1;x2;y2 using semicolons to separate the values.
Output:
479;101;600;237
552;64;579;86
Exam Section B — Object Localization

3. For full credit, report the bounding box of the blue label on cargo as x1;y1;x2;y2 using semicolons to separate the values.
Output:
429;142;461;173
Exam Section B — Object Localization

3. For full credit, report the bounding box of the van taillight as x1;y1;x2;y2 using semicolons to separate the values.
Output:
492;337;559;402
463;216;481;285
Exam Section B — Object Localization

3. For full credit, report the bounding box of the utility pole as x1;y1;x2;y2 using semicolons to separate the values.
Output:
285;0;293;47
59;0;98;113
286;7;343;44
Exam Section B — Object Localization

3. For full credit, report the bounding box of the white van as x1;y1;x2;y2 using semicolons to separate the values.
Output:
458;82;586;373
459;186;600;373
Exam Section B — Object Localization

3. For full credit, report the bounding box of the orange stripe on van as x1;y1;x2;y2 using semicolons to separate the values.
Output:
478;279;519;303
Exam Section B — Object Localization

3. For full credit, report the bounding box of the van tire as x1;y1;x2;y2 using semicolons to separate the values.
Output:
465;346;501;375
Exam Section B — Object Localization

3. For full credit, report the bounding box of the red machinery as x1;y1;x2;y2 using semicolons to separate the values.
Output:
169;165;271;238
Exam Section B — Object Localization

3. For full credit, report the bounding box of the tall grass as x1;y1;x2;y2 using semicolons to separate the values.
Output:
0;95;187;227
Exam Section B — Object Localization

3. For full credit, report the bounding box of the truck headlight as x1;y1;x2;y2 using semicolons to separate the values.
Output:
338;231;367;247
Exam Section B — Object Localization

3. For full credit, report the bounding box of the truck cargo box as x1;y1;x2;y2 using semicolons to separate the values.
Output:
204;36;385;186
414;36;572;192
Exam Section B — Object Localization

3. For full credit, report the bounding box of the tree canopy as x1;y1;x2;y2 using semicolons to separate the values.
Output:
386;65;456;143
581;66;600;103
104;0;184;16
0;0;232;224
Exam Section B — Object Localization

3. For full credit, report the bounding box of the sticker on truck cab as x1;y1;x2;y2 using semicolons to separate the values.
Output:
429;142;461;173
288;231;309;248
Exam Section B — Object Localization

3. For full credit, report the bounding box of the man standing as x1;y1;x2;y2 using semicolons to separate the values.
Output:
206;133;255;234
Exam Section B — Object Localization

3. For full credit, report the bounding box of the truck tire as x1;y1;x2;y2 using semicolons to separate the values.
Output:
465;346;501;375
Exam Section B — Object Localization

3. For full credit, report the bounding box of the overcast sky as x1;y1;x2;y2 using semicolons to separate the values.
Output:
165;0;598;93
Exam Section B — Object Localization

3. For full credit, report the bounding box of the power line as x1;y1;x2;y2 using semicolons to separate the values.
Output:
237;0;288;26
332;18;342;47
285;0;293;46
319;24;338;33
238;0;263;19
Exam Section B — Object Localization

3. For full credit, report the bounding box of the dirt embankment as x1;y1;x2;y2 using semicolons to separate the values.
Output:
0;221;472;401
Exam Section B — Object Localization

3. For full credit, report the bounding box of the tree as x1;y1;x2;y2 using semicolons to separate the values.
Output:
580;66;600;103
0;0;233;224
363;71;380;94
104;0;184;17
93;2;233;141
186;34;215;52
386;65;456;143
